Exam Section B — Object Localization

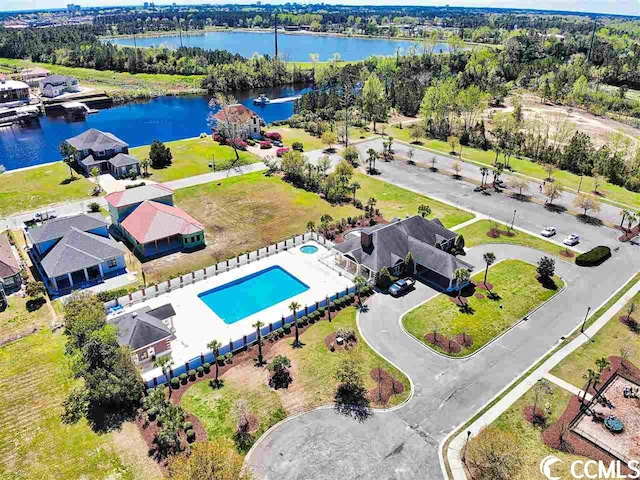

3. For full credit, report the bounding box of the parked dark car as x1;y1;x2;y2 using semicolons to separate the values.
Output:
389;278;416;296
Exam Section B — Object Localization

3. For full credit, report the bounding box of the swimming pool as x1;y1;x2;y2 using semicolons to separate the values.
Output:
198;265;310;324
300;245;319;254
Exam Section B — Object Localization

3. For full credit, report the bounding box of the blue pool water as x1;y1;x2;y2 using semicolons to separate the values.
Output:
300;245;318;254
198;265;309;324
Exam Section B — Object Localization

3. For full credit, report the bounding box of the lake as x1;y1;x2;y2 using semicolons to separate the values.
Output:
107;30;450;62
0;84;309;171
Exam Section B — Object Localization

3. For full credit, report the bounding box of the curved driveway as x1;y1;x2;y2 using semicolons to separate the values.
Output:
247;243;640;479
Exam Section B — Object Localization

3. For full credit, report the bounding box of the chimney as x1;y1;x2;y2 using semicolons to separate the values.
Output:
361;231;373;249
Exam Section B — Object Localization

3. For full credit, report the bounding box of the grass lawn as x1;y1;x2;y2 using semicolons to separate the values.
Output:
477;383;582;479
0;294;52;341
0;330;156;479
353;171;474;228
386;124;640;211
0;164;94;217
456;219;577;261
550;290;640;389
143;172;358;282
403;260;564;357
180;307;410;453
270;126;325;151
129;136;260;183
0;58;205;100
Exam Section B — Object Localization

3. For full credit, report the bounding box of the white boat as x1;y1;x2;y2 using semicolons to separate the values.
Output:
253;94;271;105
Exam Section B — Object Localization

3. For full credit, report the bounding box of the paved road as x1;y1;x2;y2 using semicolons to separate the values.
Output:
247;243;640;479
355;138;628;253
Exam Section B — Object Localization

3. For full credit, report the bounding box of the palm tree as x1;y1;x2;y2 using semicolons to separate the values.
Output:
625;212;637;238
253;321;265;366
454;268;470;304
418;204;431;218
141;157;150;177
289;301;302;348
366;197;377;217
207;339;222;388
351;182;361;203
532;378;552;418
582;368;600;405
354;275;366;307
306;221;316;233
482;252;496;287
153;355;174;397
320;214;333;237
479;167;489;188
620;209;630;229
367;148;378;172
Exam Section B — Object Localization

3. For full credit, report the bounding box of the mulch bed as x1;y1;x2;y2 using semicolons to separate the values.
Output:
240;414;260;434
541;357;640;472
454;333;474;348
619;315;639;331
616;225;640;243
449;296;468;307
523;405;546;425
486;228;516;239
474;292;485;299
368;368;405;406
424;332;462;354
474;281;493;291
324;332;357;352
332;215;388;244
560;249;575;258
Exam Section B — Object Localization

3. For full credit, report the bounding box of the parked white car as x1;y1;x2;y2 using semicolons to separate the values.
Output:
563;234;580;246
541;227;556;237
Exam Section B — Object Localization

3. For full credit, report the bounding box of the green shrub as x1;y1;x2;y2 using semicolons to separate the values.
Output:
225;352;233;362
217;355;225;364
95;287;131;302
203;362;211;373
348;293;355;301
329;301;336;311
576;246;611;267
183;421;193;431
283;324;292;334
297;319;305;328
196;366;204;376
301;315;309;323
147;407;157;420
276;327;284;336
170;377;180;389
186;429;196;442
179;373;188;383
188;369;196;378
318;307;325;316
292;141;304;151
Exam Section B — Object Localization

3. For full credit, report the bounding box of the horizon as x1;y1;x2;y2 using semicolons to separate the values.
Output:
1;1;639;18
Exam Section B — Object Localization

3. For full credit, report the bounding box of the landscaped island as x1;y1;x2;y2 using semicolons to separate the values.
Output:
402;259;564;357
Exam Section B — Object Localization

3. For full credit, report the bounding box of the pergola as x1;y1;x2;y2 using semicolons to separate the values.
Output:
333;252;373;280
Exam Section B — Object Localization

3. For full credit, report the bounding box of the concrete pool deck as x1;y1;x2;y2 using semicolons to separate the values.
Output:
127;240;352;381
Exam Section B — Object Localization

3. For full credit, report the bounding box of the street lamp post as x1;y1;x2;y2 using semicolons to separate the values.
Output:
580;306;591;333
462;430;472;465
510;209;516;230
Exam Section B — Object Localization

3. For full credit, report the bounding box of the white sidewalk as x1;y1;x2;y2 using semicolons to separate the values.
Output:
445;275;640;480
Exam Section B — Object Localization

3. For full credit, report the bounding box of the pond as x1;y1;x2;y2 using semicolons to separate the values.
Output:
106;30;450;62
0;84;310;171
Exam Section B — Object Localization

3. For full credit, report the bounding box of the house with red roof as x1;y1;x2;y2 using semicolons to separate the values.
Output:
211;103;262;140
106;184;205;259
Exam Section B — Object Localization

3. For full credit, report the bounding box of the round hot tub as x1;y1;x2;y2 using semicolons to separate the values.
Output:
300;245;319;254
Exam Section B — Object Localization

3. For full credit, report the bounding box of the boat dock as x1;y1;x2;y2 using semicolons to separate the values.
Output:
0;104;43;126
43;92;113;114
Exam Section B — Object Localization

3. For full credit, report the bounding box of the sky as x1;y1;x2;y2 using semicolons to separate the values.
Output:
2;0;639;17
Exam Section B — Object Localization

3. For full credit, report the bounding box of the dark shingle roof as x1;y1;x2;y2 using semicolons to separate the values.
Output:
0;233;20;279
108;153;140;168
334;215;472;278
39;74;74;87
109;305;174;351
65;129;128;152
40;228;125;278
28;213;108;245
